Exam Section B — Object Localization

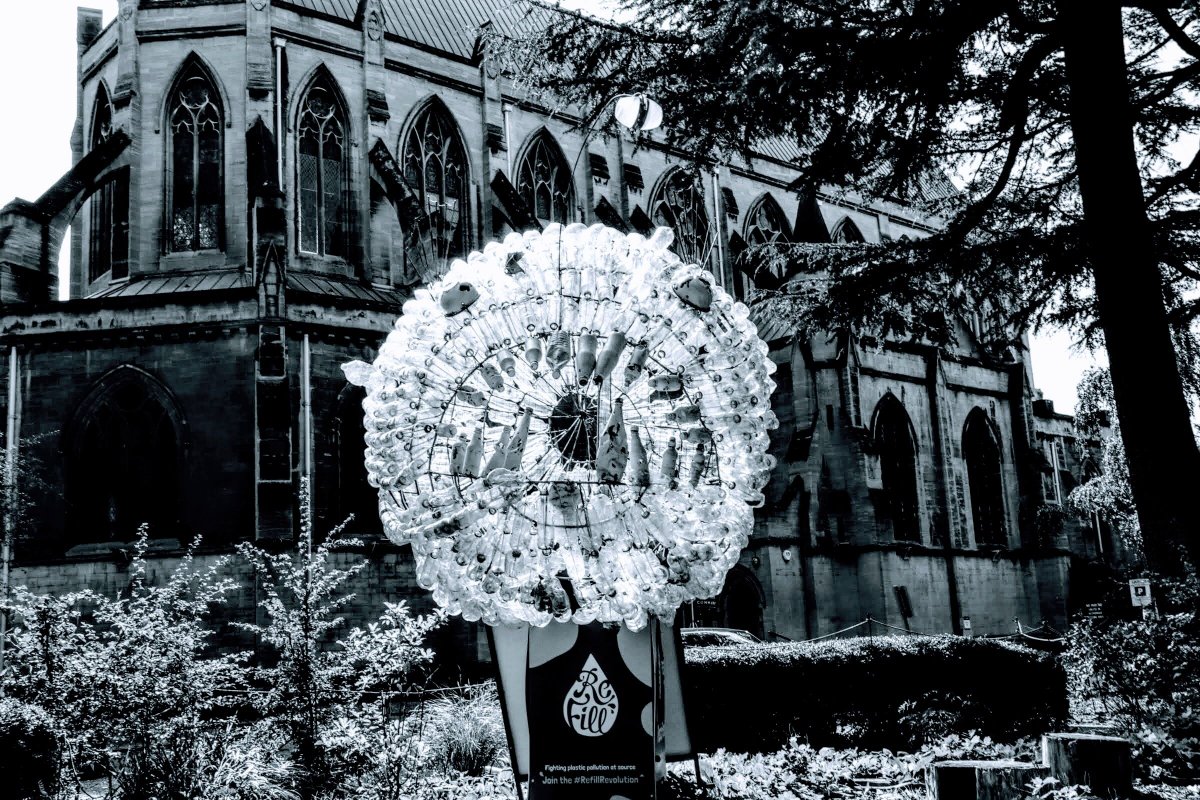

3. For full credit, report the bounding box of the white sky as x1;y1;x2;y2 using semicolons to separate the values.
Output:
0;0;1098;413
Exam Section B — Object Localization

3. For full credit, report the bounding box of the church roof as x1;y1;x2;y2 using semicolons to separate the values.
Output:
748;303;795;344
278;0;537;60
89;270;253;299
286;272;407;307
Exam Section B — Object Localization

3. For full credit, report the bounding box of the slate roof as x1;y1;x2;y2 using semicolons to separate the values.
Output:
91;270;408;308
747;303;795;344
285;272;407;307
90;270;252;299
278;0;538;60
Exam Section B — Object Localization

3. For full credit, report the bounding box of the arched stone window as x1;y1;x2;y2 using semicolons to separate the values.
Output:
297;75;348;257
91;83;113;146
832;216;865;243
65;367;185;543
650;168;710;265
516;130;575;226
745;194;790;248
166;60;223;252
872;394;920;541
88;84;129;283
963;408;1007;547
735;194;791;298
401;98;471;263
334;385;381;535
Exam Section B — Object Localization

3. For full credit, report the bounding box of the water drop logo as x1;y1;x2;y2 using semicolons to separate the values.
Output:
563;654;618;736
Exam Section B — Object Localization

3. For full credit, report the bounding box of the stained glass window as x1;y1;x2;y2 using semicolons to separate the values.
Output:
402;99;471;262
873;394;921;542
516;131;575;226
745;195;790;248
964;409;1007;546
168;65;223;252
88;85;128;283
650;169;710;266
298;79;346;257
735;194;790;298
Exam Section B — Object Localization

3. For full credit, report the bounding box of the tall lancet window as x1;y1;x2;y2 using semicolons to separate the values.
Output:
873;394;921;542
651;169;710;265
516;131;575;226
402;99;471;261
168;63;223;252
964;409;1008;547
298;78;347;257
89;84;128;282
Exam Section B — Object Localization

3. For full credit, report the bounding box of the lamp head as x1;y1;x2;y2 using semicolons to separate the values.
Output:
613;94;663;131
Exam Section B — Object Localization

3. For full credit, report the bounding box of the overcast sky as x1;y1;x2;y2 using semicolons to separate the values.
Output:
0;0;1099;413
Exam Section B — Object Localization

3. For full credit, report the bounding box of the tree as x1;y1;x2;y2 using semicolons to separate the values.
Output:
489;1;1200;572
0;527;248;798
235;485;443;800
1067;368;1143;561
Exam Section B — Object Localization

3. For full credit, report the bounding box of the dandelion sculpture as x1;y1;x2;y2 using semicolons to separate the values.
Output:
344;222;777;632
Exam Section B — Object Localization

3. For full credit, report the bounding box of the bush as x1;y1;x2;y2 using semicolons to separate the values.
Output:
0;698;61;799
683;635;1066;753
1065;574;1200;784
660;734;1035;800
1;528;245;795
421;683;507;776
117;720;298;800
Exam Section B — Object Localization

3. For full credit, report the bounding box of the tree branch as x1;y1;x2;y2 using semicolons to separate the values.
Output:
1006;0;1055;33
1147;146;1200;205
1152;8;1200;59
947;36;1059;238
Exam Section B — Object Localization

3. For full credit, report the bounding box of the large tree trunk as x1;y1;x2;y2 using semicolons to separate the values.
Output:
1059;0;1200;574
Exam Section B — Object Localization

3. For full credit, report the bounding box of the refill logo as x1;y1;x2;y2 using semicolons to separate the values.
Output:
563;654;618;736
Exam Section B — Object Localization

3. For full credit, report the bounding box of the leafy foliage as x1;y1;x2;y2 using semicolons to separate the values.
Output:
1;527;248;798
233;487;444;799
420;683;508;776
1066;368;1144;560
659;734;1037;800
489;2;1200;345
684;635;1066;752
0;507;453;800
0;697;62;799
1065;574;1200;783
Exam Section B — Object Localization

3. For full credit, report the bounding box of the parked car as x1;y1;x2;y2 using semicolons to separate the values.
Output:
680;627;762;647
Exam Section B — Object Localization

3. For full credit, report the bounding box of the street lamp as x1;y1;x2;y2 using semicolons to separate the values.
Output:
612;94;663;132
569;93;663;181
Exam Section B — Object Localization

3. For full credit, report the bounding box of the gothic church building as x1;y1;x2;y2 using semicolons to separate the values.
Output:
0;0;1111;651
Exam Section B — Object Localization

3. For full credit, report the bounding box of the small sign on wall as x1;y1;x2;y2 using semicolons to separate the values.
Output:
1128;578;1152;608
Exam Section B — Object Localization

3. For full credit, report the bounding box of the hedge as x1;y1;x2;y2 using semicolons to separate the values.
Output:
0;698;60;799
681;635;1067;754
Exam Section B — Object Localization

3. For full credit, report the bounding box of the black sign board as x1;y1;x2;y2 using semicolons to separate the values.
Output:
526;622;661;799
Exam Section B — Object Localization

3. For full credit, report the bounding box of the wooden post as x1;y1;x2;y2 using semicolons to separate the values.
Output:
930;760;1049;800
1042;733;1132;798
